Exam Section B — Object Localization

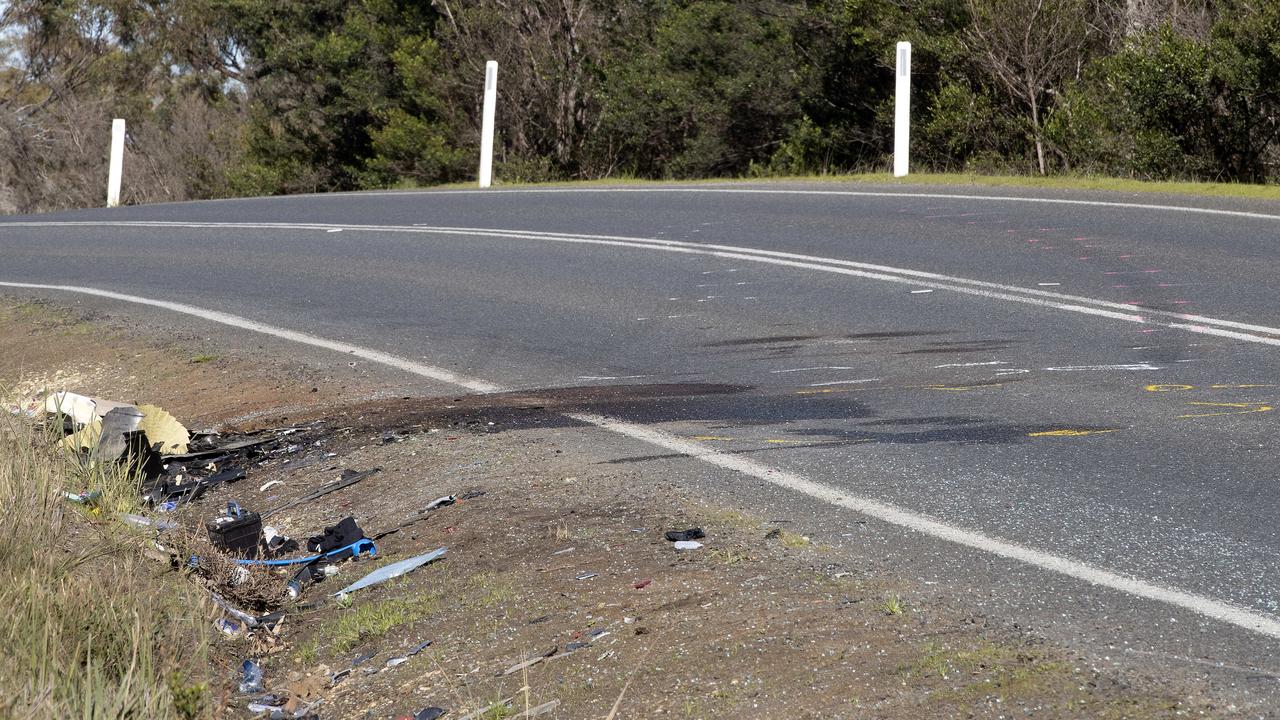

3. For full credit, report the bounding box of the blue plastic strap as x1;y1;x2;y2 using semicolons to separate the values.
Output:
234;538;378;566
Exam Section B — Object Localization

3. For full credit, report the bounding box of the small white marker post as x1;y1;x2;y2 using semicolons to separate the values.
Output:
478;61;498;189
106;118;125;207
893;41;911;178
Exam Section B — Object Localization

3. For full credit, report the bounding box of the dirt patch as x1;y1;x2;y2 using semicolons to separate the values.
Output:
0;297;1229;719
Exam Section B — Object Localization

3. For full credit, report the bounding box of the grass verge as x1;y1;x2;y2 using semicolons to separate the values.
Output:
425;171;1280;202
0;410;213;719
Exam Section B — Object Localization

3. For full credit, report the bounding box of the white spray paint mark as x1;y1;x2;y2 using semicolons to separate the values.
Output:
934;361;1009;368
2;279;1278;640
910;289;934;294
576;375;649;381
771;366;858;374
807;378;882;387
1043;363;1164;372
1038;282;1061;286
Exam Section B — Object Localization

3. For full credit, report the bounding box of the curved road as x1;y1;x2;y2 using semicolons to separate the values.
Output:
4;182;1280;694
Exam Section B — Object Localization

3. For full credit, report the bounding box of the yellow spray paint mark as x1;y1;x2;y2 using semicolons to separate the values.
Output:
690;435;734;441
1145;384;1194;392
1209;384;1277;389
1177;402;1274;419
765;438;807;444
1028;429;1118;437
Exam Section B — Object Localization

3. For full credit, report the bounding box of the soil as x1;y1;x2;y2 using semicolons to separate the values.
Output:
0;296;1231;719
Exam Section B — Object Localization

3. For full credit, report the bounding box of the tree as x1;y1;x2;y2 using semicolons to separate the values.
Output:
964;0;1116;174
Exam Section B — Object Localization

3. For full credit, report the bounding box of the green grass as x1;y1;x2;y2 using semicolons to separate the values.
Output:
0;407;212;719
188;354;218;364
328;593;442;653
412;171;1280;202
879;594;905;616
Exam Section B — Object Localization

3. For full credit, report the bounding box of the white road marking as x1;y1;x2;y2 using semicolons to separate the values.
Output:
302;185;1280;226
771;366;857;374
909;289;934;294
935;361;1009;368
1044;363;1164;372
2;278;1279;639
5;220;1279;346
808;378;881;387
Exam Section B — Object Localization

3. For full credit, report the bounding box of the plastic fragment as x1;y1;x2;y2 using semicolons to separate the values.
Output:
575;572;598;580
673;540;703;550
413;708;446;720
387;640;433;667
632;578;652;589
332;546;446;597
239;659;264;693
664;528;705;542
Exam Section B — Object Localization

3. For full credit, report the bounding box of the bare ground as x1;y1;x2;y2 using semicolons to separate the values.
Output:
0;296;1232;719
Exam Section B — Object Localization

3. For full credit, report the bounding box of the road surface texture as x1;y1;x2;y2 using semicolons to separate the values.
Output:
3;182;1279;707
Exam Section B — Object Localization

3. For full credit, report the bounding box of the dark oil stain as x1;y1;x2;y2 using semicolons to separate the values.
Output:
845;331;950;340
704;335;820;347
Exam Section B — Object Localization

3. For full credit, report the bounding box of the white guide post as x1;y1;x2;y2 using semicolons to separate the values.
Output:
893;42;911;178
107;118;125;207
478;61;498;188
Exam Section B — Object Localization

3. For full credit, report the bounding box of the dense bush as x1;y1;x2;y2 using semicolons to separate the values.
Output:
2;0;1278;211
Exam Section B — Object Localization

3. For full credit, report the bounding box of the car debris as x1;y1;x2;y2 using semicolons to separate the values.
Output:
332;546;446;597
386;639;433;668
307;516;365;553
238;659;264;693
206;501;263;554
264;467;381;518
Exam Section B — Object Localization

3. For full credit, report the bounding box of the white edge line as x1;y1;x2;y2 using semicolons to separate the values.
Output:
1;278;1278;640
275;185;1280;225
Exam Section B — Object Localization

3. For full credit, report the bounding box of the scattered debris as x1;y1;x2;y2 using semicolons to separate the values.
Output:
575;572;599;580
664;528;705;542
632;578;652;589
260;479;283;492
307;516;365;553
265;467;381;518
405;708;445;720
238;659;264;693
673;540;703;551
501;646;557;675
135;403;190;454
332;547;447;597
61;489;101;504
386;640;433;668
206;501;263;553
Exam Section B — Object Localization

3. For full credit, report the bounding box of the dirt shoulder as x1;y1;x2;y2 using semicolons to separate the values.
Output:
0;296;1231;719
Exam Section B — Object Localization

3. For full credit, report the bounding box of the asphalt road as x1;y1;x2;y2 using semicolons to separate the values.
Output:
4;182;1280;701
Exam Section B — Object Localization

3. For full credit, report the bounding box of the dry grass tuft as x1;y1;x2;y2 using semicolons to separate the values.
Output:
0;410;214;719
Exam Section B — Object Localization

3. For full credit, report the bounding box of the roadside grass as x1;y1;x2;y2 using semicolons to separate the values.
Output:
327;593;442;653
0;408;212;719
418;171;1280;202
189;354;218;364
879;594;906;616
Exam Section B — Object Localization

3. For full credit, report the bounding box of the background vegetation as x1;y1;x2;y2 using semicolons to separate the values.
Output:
1;0;1277;212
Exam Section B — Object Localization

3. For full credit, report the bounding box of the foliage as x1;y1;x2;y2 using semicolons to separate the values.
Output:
2;0;1280;211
